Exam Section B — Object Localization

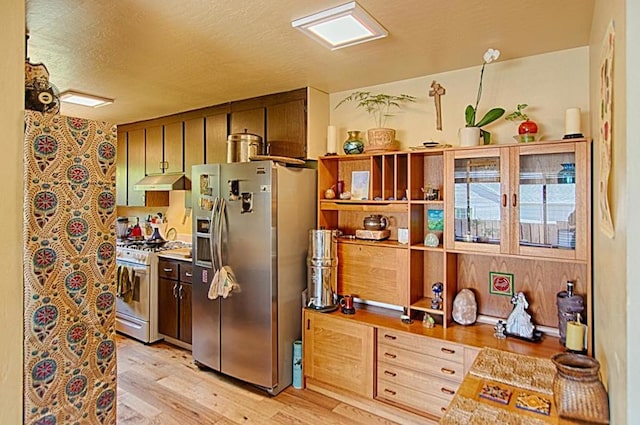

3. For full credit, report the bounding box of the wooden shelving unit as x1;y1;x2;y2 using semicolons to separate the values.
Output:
317;139;592;344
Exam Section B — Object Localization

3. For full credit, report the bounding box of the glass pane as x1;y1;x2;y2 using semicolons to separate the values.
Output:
453;157;501;244
519;152;576;249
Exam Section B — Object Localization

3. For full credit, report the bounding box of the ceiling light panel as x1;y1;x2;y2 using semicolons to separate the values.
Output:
292;1;388;50
60;91;114;107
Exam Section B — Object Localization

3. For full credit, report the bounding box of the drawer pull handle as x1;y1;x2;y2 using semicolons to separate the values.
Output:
440;387;455;395
384;389;397;396
441;367;455;375
384;370;397;377
441;407;447;413
440;347;455;354
163;268;173;272
383;334;397;340
384;352;397;359
502;194;507;207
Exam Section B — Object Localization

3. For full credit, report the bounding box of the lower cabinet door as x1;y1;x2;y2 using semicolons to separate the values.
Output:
179;283;192;344
303;311;374;397
158;277;178;339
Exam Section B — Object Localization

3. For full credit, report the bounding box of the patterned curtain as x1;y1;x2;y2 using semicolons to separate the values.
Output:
23;111;117;424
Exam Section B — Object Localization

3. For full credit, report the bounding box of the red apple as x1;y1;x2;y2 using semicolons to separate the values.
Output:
518;120;538;134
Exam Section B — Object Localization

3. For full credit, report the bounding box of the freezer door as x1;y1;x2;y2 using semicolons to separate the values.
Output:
191;265;221;371
219;161;276;389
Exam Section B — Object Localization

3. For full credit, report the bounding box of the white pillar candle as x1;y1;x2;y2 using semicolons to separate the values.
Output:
326;125;337;154
565;321;586;351
565;108;582;135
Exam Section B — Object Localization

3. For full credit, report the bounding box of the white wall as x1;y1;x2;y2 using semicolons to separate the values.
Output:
329;48;589;150
0;1;25;423
589;0;630;423
627;0;640;418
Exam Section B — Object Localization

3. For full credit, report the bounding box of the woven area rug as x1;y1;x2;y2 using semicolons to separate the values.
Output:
469;347;555;395
440;396;549;425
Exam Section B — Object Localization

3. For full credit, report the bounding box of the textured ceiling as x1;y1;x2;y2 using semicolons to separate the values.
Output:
25;0;595;125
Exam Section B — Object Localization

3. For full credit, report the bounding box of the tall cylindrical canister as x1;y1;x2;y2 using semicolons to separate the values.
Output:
292;340;303;389
306;229;338;310
556;281;585;345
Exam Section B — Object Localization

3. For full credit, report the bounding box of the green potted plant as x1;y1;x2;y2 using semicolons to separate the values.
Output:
461;48;505;146
505;103;539;143
336;91;416;152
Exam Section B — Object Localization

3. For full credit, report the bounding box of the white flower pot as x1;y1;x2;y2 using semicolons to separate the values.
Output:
458;127;481;147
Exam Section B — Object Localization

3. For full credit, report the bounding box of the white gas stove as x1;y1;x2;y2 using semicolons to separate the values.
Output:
115;240;191;343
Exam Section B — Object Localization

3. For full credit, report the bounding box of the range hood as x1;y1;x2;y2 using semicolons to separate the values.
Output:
133;173;190;191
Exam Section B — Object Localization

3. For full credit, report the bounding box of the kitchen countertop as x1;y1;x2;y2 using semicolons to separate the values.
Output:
157;247;192;262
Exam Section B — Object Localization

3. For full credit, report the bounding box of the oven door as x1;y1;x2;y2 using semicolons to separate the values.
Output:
115;260;150;323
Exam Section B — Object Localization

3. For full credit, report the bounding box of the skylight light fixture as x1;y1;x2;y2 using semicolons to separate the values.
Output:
59;90;114;108
291;1;388;50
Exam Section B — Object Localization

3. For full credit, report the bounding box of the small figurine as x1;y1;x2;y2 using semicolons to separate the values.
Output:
506;292;535;338
431;282;443;310
493;320;506;339
423;313;435;328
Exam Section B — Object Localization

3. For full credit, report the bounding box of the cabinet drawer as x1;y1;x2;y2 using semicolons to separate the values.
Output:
377;361;459;401
378;329;463;364
158;260;179;280
377;344;464;383
377;379;450;418
180;263;193;283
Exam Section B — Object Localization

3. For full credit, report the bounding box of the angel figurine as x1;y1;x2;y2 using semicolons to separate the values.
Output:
506;292;535;338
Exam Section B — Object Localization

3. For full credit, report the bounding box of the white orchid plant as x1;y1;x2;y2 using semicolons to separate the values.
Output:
465;48;505;144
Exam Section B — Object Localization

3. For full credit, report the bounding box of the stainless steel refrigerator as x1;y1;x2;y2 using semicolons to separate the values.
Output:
191;161;316;395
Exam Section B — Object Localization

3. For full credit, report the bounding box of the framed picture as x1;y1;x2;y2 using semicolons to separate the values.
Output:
427;209;444;231
489;271;514;296
351;171;370;200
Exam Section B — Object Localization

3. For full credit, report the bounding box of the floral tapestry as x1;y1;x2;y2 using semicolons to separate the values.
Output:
24;111;118;424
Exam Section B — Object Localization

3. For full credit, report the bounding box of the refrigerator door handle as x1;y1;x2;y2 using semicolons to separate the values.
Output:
216;198;226;268
210;197;219;271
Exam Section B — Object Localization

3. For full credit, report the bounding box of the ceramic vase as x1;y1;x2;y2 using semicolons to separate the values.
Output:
343;130;365;154
458;127;481;147
557;163;576;184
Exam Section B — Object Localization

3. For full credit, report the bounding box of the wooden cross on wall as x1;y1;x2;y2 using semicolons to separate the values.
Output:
429;80;446;131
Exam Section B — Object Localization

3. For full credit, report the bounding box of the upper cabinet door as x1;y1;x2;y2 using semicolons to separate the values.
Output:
266;99;306;158
127;129;146;206
145;125;163;174
116;131;127;206
205;113;228;164
445;147;510;254
184;117;205;177
513;142;588;261
230;108;265;141
163;121;184;173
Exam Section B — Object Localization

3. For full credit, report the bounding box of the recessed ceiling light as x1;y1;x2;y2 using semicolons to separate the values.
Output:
292;1;388;50
59;90;114;108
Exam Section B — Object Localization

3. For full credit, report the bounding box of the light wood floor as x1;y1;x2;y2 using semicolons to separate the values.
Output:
116;334;403;425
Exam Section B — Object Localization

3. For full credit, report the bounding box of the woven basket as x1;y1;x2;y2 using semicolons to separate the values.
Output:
552;353;610;424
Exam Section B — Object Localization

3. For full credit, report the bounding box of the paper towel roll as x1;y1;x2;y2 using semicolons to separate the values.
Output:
327;125;337;154
565;108;582;136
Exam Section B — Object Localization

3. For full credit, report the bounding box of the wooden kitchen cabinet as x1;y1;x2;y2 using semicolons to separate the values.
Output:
145;122;184;174
116;130;128;206
204;111;228;164
158;259;193;345
126;128;146;206
444;140;589;262
377;328;464;419
303;309;374;398
266;98;306;158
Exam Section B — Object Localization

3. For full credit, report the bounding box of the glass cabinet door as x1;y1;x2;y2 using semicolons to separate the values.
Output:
448;148;508;253
515;144;586;260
